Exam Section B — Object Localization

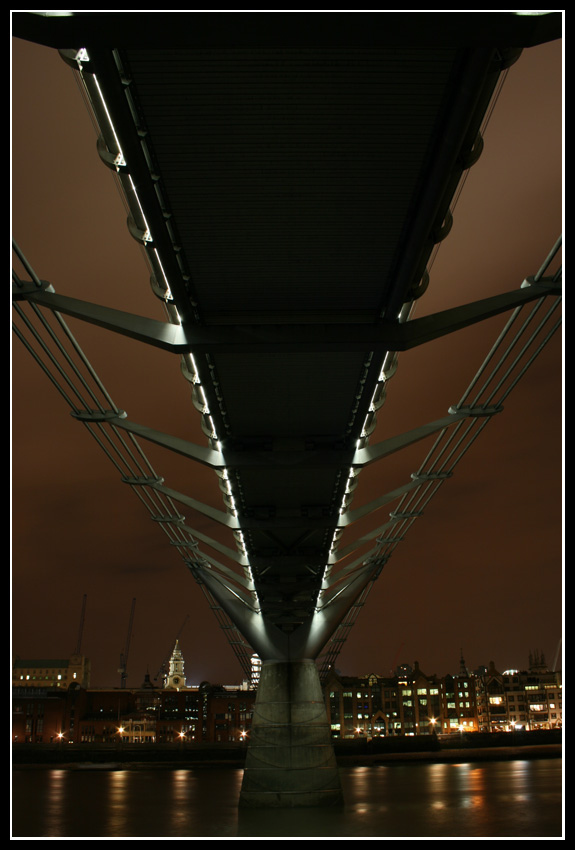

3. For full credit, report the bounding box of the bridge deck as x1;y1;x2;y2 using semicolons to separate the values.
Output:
12;11;562;642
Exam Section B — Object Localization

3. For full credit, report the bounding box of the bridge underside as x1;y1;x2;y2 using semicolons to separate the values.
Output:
12;12;562;806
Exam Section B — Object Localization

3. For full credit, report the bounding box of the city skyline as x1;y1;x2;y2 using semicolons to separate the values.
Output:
12;641;559;692
13;646;562;744
12;27;563;689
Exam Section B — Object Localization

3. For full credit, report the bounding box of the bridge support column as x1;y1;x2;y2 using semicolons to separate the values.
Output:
239;658;343;808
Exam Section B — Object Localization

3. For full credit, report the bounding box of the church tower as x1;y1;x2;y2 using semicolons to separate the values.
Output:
164;640;186;690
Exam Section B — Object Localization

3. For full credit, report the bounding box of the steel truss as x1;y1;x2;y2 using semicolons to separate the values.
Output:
12;236;561;675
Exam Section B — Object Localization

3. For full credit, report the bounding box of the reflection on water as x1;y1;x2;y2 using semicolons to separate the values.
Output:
107;770;129;836
44;767;65;837
12;759;563;839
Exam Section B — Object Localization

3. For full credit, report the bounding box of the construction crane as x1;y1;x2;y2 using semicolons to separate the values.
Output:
118;598;136;689
552;638;562;672
74;594;87;656
154;614;189;684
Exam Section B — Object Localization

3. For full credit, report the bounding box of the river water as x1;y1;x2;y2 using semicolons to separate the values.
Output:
12;758;563;838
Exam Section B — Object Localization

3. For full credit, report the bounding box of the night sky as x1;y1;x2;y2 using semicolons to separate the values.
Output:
11;29;563;689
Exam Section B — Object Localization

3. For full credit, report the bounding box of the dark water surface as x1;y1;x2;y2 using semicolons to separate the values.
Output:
12;758;563;838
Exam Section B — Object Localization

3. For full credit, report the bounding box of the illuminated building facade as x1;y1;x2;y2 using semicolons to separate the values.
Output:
324;656;562;738
12;680;256;744
441;673;479;734
325;663;443;737
12;687;68;743
12;654;91;689
475;658;562;732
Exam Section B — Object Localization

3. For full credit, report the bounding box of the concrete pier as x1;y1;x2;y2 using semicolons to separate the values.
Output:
239;659;343;808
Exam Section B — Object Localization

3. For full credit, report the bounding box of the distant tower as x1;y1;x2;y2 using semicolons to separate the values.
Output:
250;654;261;689
528;649;548;673
459;649;469;676
164;640;186;690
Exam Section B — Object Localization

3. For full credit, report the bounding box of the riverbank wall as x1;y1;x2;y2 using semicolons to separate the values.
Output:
12;730;561;768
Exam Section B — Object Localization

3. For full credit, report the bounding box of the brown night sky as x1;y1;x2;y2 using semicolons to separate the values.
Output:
11;28;563;688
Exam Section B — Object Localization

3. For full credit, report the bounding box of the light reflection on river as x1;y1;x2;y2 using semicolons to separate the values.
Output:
12;758;563;838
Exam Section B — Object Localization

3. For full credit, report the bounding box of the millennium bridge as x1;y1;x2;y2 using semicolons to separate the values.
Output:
12;12;562;806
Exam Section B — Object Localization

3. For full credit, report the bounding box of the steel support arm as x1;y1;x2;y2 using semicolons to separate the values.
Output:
391;277;561;349
185;555;255;594
287;562;385;659
323;546;381;583
190;563;289;659
111;417;225;469
193;556;381;661
318;558;386;608
150;482;240;529
334;518;409;561
172;524;250;567
109;407;497;475
15;286;192;352
353;406;501;468
338;478;422;527
14;278;560;354
188;562;259;612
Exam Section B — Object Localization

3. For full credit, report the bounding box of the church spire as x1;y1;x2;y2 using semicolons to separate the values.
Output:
164;640;186;690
